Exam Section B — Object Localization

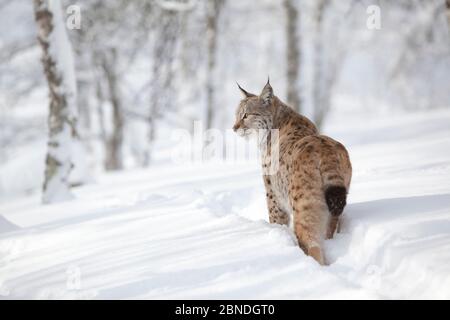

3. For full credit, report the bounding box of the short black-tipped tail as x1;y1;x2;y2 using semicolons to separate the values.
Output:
325;186;347;216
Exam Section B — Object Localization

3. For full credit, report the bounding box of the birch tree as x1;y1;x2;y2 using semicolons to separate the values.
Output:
284;0;301;112
34;0;78;203
100;48;124;171
205;0;224;129
144;10;180;166
72;0;143;171
445;0;450;27
311;0;328;128
309;0;350;128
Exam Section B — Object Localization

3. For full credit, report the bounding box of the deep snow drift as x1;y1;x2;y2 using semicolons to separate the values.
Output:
1;109;450;299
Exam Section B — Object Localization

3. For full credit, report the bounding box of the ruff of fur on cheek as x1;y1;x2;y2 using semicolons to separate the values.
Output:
236;128;247;137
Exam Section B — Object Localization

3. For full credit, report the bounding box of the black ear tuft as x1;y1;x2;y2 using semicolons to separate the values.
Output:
237;82;255;98
260;79;273;105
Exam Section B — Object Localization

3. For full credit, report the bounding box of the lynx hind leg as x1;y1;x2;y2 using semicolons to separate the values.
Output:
327;216;339;239
269;207;289;225
291;192;328;265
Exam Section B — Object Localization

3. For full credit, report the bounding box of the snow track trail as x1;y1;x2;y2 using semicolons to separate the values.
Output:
1;110;450;299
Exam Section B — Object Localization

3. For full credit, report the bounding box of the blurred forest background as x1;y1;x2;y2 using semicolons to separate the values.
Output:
0;0;449;202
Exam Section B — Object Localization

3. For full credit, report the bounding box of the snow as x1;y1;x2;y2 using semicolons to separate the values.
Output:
1;108;450;299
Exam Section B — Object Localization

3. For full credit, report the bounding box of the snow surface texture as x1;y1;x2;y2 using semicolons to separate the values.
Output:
1;109;450;299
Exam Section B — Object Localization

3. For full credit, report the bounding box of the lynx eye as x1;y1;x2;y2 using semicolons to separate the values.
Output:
242;113;248;120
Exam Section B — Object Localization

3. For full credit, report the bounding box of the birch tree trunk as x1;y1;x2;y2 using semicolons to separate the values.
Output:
446;0;450;27
34;0;78;204
284;0;301;112
205;0;223;129
101;49;124;171
311;0;328;128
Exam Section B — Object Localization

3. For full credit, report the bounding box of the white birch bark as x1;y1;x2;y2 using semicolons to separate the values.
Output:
34;0;78;203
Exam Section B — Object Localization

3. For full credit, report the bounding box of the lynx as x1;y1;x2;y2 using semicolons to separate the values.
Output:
232;80;352;265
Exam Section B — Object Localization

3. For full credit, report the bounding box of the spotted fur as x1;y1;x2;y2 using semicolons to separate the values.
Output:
233;80;352;265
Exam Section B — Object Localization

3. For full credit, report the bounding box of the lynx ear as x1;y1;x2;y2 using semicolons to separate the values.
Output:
237;82;256;98
260;78;273;105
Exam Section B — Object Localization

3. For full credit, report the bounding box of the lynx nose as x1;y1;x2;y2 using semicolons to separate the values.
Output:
232;124;239;132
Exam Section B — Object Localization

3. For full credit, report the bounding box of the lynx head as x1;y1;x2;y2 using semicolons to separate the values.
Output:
232;79;274;137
